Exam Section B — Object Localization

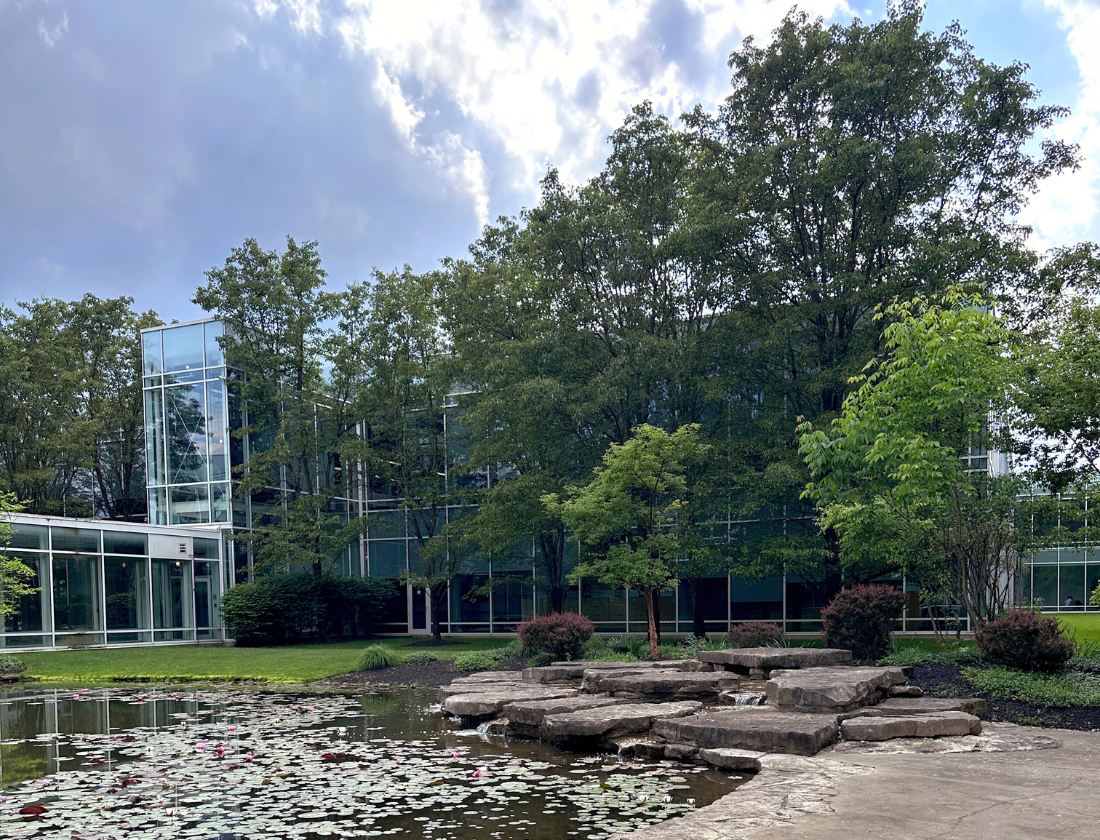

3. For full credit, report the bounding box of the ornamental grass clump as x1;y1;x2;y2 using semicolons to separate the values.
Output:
356;644;402;671
726;622;784;649
402;651;439;665
453;650;509;672
975;609;1075;673
516;612;595;661
820;584;905;660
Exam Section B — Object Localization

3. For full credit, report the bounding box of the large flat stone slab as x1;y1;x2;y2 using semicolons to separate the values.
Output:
582;669;740;698
503;695;630;728
697;747;766;770
841;712;982;741
442;686;576;722
523;659;710;683
542;701;702;748
766;666;907;712
842;696;989;719
698;647;853;674
654;707;839;756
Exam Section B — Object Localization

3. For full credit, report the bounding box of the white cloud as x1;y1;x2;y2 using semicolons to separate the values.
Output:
37;9;68;47
333;0;850;214
1023;1;1100;250
253;0;323;36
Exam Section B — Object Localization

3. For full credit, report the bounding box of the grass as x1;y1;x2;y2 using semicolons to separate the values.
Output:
1057;613;1100;645
962;665;1100;707
14;636;515;684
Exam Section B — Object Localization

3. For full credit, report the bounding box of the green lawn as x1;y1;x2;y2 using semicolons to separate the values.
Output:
15;636;515;684
1056;613;1100;645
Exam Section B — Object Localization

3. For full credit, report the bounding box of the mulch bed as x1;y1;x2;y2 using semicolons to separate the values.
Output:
906;663;1100;731
320;656;528;689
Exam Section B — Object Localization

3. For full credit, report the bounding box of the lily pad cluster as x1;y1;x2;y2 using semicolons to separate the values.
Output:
0;688;743;839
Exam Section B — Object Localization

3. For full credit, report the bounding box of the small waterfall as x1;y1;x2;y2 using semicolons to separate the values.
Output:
732;692;766;706
475;721;494;736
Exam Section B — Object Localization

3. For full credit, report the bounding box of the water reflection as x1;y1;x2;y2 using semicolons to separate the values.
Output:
0;687;750;839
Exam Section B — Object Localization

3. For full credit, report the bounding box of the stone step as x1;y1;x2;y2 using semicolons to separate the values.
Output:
438;678;528;700
581;670;741;698
442;686;577;723
766;666;908;712
698;647;852;677
841;696;989;719
502;695;630;737
697;747;766;770
653;707;839;756
523;659;710;684
840;711;982;741
542;701;703;749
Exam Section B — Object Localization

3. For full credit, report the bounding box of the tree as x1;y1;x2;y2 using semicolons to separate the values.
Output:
545;424;707;659
338;267;455;641
0;493;37;620
798;290;1028;633
194;237;353;579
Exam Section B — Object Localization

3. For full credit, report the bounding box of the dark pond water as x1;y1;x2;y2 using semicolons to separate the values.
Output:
0;685;750;839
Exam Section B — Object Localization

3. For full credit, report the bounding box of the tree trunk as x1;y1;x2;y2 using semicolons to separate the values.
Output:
549;583;565;614
651;589;662;643
430;581;447;642
645;588;660;660
688;578;707;639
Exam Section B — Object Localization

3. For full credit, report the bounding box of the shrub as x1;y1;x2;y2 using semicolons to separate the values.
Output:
403;651;439;665
454;650;509;672
657;644;687;660
516;612;595;661
357;644;402;671
0;653;26;676
975;609;1075;673
820;585;905;660
681;636;730;655
726;622;784;649
527;652;555;667
963;665;1100;706
606;635;650;659
221;573;397;643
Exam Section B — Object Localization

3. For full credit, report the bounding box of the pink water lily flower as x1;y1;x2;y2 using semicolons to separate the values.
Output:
228;725;237;732
472;768;484;779
244;754;254;762
195;743;207;751
453;751;460;758
72;694;80;700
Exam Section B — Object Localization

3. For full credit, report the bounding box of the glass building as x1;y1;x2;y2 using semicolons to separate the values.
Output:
1;514;223;650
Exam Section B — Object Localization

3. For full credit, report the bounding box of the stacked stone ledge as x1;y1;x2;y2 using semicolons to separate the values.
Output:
439;648;986;760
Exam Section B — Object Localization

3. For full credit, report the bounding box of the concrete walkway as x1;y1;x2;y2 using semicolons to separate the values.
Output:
622;723;1100;840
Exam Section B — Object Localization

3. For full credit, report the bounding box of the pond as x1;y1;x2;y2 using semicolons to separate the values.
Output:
0;686;750;839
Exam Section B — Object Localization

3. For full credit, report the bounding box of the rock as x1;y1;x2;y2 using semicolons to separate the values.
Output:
502;695;630;738
542;701;703;748
698;647;853;676
841;696;989;719
581;670;740;699
654;707;840;756
483;717;510;735
766;666;907;712
890;684;924;697
523;659;710;684
841;711;982;741
664;743;699;761
697;747;766;771
438;678;528;700
614;738;668;759
442;687;576;723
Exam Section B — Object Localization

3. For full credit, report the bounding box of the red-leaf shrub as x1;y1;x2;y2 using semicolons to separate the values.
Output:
975;609;1075;673
820;585;905;660
517;612;595;661
726;622;784;649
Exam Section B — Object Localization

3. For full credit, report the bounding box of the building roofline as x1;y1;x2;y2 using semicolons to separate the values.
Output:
5;512;228;540
140;316;219;335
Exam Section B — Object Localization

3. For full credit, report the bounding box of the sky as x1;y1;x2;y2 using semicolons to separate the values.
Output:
1;0;1098;322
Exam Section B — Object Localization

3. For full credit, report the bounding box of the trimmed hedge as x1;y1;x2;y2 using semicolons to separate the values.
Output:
221;573;396;644
821;584;905;660
975;609;1075;673
0;652;26;677
517;612;595;661
726;622;784;649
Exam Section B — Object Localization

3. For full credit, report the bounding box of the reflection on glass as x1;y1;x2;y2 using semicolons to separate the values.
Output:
166;383;208;484
8;523;47;550
149;488;167;527
2;553;47;633
142;330;162;376
105;557;150;630
152;559;190;629
211;482;230;523
144;389;166;486
206;380;228;481
51;527;99;553
368;541;407;577
204;321;224;366
162;324;204;372
52;555;103;632
170;484;210;525
103;531;147;555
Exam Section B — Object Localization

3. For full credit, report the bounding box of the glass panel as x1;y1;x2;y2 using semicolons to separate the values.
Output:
108;631;152;644
785;575;826;631
1060;564;1086;608
2;553;47;633
103;531;147;556
369;510;406;538
105;557;150;630
206;380;228;481
579;580;626;629
228;393;245;470
204;321;224;367
1032;564;1058;609
1087;565;1100;608
170;484;210;525
7;523;47;550
450;574;490;630
152;559;191;629
162;324;204;373
193;538;219;560
166;383;208;484
492;578;533;627
369;540;406;577
142;330;162;376
628;589;676;634
51;527;99;554
144;389;166;487
731;574;783;621
211;483;231;523
149;487;167;526
52;555;102;633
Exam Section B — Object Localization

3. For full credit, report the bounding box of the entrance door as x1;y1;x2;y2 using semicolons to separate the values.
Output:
409;585;429;635
194;576;217;640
